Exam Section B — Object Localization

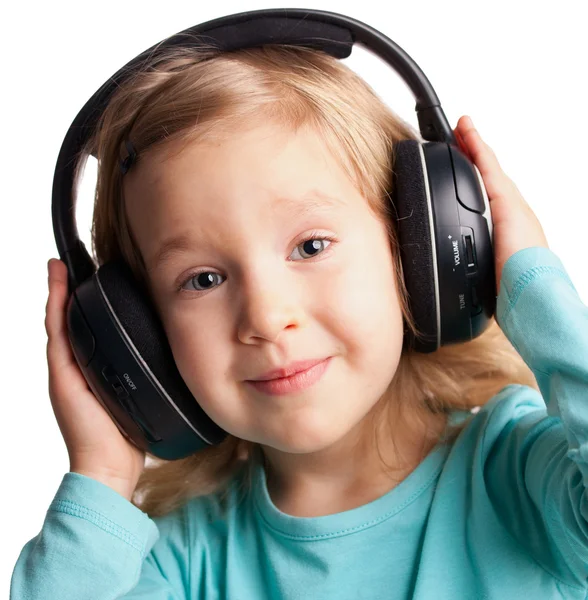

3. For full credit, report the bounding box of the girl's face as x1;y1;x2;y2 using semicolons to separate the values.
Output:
124;122;405;455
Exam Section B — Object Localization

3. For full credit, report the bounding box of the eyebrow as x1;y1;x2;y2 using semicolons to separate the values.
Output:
147;189;344;273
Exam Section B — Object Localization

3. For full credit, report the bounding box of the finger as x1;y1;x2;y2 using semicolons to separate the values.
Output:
457;116;502;172
45;259;77;373
454;126;473;162
455;116;512;201
45;259;68;338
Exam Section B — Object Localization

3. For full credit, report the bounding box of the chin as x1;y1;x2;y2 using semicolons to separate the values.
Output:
261;417;361;455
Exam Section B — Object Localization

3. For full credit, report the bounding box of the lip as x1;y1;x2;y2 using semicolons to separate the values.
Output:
246;357;331;396
251;358;328;381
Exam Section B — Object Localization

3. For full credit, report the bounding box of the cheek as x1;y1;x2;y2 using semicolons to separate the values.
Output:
162;307;232;397
325;231;403;353
333;239;405;404
161;310;253;434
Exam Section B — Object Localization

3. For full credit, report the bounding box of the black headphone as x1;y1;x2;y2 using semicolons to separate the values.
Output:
52;8;495;461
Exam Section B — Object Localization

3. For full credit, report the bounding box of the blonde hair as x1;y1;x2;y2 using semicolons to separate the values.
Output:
83;43;538;518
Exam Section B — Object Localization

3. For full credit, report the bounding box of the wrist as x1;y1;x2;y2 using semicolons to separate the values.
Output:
70;467;137;501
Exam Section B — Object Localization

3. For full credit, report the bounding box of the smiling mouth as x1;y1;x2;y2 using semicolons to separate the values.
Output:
246;357;331;396
250;357;328;381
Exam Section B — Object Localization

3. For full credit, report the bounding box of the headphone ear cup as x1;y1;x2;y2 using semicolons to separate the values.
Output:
391;139;439;353
70;259;227;460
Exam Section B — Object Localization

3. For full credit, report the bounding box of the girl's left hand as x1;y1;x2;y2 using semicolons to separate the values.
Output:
453;115;549;295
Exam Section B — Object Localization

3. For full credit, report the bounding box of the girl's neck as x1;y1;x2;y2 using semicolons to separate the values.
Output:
260;408;449;518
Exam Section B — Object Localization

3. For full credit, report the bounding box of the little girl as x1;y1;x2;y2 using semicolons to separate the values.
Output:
11;32;588;600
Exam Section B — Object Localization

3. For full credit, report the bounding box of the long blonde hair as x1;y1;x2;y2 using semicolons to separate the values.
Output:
83;43;538;517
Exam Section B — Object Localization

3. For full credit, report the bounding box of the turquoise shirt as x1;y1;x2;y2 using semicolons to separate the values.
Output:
11;247;588;599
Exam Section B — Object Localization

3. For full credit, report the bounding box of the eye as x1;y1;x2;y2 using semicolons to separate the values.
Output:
289;235;334;261
179;271;225;293
178;234;335;293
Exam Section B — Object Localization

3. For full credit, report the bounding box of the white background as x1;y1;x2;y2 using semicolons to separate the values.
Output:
2;0;587;595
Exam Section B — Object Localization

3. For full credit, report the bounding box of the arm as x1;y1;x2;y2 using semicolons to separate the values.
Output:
484;246;588;587
10;472;190;599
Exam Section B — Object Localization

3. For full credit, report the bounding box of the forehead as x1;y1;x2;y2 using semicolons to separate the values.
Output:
122;122;367;267
151;190;346;271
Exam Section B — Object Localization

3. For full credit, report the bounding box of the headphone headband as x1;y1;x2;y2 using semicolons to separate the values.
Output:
52;8;456;291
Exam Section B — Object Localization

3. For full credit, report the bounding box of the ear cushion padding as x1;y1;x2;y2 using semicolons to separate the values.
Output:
96;260;226;443
391;139;438;352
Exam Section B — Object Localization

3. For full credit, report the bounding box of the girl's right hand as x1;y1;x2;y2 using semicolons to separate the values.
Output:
45;258;146;501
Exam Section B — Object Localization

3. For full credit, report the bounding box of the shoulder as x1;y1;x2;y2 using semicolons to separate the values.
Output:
456;384;558;456
478;383;546;422
150;468;253;545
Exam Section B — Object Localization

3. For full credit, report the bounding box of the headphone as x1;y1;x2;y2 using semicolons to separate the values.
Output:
52;8;495;461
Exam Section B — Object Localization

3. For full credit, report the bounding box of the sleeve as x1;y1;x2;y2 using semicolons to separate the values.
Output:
484;246;588;587
10;472;192;599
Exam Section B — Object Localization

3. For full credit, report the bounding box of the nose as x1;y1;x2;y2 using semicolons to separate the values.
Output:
236;269;305;345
